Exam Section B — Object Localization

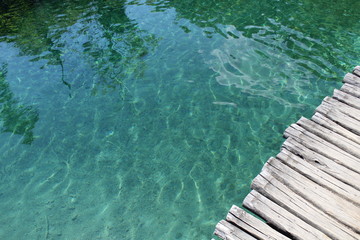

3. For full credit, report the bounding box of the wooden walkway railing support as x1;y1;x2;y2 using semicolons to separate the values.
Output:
214;66;360;240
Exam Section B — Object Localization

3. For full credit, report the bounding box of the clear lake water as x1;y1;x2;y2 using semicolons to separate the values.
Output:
0;0;359;239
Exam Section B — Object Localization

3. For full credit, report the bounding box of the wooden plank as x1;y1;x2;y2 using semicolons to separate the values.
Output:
282;137;360;190
215;220;244;240
323;96;360;121
252;172;359;239
220;220;258;240
214;222;234;240
340;83;360;98
296;117;360;159
284;124;360;174
353;66;360;77
243;190;331;240
311;112;360;146
215;220;258;240
333;89;360;110
316;101;360;136
265;157;360;231
227;205;290;240
277;149;360;206
343;72;360;87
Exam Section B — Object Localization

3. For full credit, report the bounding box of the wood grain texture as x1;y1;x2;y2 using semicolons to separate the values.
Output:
281;137;360;190
227;205;290;240
277;149;360;206
316;101;360;135
353;66;360;77
333;89;360;110
296;117;360;159
215;220;252;240
251;172;359;240
321;97;360;122
340;83;360;98
311;112;360;145
243;191;331;240
284;124;360;174
343;73;360;86
265;157;360;232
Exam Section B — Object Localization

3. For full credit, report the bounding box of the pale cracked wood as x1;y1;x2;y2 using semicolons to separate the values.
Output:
316;101;360;136
284;124;360;174
321;96;360;122
353;66;360;78
215;220;257;240
343;72;360;87
265;157;360;231
243;191;331;240
227;205;290;240
281;137;360;190
333;88;360;110
251;172;360;240
277;149;360;206
296;117;360;159
340;83;360;99
311;112;360;146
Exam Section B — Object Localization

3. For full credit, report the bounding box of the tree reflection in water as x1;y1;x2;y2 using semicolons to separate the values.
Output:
0;0;159;94
0;64;39;144
0;0;159;144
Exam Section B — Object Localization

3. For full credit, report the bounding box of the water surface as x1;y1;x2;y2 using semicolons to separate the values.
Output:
0;0;359;239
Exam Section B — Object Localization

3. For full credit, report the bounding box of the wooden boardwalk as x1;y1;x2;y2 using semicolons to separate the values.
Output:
214;66;360;240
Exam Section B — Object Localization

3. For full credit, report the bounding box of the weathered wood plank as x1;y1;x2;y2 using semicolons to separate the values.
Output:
334;89;360;110
311;112;360;146
353;66;360;78
243;190;330;240
277;149;360;206
282;137;360;190
215;220;251;240
227;205;290;240
265;157;360;231
316;101;360;136
252;172;359;239
284;124;360;174
340;83;360;99
296;117;360;159
214;222;236;240
323;96;360;121
343;72;360;87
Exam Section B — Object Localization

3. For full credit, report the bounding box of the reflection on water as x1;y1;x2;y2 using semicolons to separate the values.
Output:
0;0;359;239
0;64;38;144
0;0;159;94
166;0;359;76
208;26;311;107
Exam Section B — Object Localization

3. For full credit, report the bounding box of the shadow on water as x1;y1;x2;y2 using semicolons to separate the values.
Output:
0;64;38;144
1;0;359;105
0;0;159;145
0;0;159;95
0;0;359;109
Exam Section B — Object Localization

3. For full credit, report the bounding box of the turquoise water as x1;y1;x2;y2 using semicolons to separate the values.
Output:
0;0;359;239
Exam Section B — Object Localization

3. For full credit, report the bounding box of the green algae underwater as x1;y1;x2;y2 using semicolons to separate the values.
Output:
0;0;359;239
